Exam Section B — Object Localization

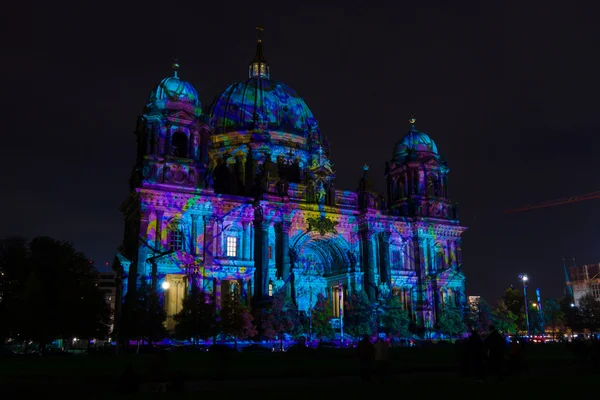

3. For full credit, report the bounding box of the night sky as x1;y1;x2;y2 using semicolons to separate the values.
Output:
7;1;600;302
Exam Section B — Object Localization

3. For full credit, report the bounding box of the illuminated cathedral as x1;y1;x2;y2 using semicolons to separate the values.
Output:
114;31;467;336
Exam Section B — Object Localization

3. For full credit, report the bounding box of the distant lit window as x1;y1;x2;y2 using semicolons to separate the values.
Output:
268;280;273;297
226;237;238;257
268;246;273;259
169;229;183;251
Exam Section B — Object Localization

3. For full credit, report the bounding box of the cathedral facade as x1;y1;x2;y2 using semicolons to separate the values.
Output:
114;35;467;335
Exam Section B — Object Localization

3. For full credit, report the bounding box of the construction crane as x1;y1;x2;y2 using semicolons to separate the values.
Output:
505;191;600;214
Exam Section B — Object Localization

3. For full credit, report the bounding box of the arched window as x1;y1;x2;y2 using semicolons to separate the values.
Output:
427;175;437;197
171;131;188;158
436;247;446;270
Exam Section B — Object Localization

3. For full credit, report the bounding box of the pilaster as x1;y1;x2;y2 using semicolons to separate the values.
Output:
379;232;391;287
361;230;376;301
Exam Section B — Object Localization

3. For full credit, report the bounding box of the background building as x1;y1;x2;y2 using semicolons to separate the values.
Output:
94;271;116;336
113;33;467;336
566;263;600;305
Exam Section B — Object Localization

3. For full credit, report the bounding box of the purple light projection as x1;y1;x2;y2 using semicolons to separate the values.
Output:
114;32;467;337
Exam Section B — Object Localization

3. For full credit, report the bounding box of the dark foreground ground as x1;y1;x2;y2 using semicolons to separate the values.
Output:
1;343;597;396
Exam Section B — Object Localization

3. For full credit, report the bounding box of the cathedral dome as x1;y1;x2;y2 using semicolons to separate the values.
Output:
208;31;316;135
393;118;439;162
148;61;201;109
209;77;315;134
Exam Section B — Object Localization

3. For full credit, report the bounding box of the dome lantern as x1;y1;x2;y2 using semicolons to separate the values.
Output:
147;59;201;112
249;26;270;79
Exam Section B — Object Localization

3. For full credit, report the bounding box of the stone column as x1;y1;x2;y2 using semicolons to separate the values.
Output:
413;236;426;330
252;205;270;304
379;232;391;287
242;222;250;260
155;210;164;251
190;214;198;256
203;216;216;266
361;230;376;301
280;221;291;293
216;219;223;257
215;278;222;311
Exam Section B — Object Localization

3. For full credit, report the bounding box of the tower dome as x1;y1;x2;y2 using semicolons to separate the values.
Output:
392;117;439;162
147;60;201;112
208;29;316;135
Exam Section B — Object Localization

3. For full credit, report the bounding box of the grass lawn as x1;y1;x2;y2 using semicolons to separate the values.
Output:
0;343;587;394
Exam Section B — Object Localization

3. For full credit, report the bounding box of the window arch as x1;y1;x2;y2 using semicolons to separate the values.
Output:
436;248;445;270
427;174;438;197
171;131;188;158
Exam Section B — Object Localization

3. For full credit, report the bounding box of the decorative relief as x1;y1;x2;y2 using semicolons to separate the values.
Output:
306;215;339;236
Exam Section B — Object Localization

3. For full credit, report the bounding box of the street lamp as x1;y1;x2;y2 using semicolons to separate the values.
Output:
519;274;530;338
161;281;170;290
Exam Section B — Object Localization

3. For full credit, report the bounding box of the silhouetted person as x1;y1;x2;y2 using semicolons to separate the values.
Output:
485;325;506;381
468;329;484;382
357;335;374;382
374;338;391;382
458;336;470;377
509;337;523;375
115;363;140;393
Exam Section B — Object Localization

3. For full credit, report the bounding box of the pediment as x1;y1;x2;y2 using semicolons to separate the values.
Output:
167;110;195;123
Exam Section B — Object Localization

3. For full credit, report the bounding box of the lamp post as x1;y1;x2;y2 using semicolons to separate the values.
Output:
519;274;530;338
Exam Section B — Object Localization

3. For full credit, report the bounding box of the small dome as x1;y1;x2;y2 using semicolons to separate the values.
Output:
393;128;439;162
209;77;315;135
148;76;200;107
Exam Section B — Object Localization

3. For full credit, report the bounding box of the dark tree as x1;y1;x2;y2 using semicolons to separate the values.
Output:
577;293;600;333
174;289;218;344
491;299;518;335
3;237;110;350
120;279;166;344
560;296;581;333
464;298;493;336
380;296;410;339
344;291;375;339
220;293;257;348
0;237;29;346
438;306;465;338
542;298;565;340
310;293;334;340
262;293;298;348
503;286;527;332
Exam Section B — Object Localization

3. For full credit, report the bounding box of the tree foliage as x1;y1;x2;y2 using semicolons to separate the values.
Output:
438;306;465;338
503;286;526;331
344;291;374;339
464;298;493;336
542;298;565;339
310;293;334;340
120;279;166;344
577;293;600;332
262;293;298;341
380;295;410;338
220;294;257;342
173;289;217;343
0;236;111;348
491;299;517;334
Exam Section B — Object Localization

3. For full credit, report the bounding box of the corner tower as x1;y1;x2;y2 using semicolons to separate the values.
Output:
386;117;457;220
130;60;211;191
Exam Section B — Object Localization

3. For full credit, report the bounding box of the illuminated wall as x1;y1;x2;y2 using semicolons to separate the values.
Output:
114;43;467;337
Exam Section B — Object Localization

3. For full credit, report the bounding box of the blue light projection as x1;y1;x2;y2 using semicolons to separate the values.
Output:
114;32;467;337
